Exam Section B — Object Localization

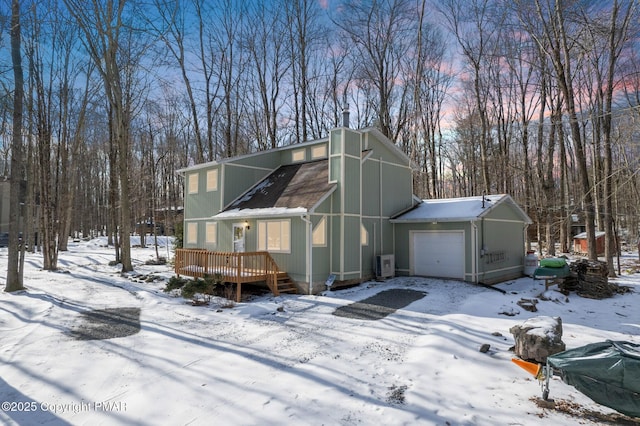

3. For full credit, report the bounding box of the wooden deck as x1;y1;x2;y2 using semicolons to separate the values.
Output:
174;249;297;302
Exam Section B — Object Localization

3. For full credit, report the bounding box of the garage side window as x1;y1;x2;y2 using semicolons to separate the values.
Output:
186;222;198;245
188;172;199;194
257;219;291;253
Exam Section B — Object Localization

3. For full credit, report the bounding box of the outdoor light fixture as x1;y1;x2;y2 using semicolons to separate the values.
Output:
245;221;250;230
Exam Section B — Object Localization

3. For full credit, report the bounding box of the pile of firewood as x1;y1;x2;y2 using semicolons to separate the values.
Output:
561;259;620;299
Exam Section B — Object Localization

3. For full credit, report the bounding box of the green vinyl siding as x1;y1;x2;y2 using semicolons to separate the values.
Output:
361;160;381;217
477;219;525;283
344;130;361;156
380;162;413;216
184;168;222;220
222;164;272;207
344;157;361;214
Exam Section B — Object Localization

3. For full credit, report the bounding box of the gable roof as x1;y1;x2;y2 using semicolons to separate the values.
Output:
214;159;336;219
390;194;532;223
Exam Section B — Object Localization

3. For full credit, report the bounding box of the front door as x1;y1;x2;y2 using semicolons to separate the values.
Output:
233;224;246;253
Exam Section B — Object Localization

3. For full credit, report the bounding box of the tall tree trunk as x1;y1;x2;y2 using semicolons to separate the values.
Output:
6;0;25;292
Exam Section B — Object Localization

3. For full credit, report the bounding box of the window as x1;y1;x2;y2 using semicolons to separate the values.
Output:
206;169;218;191
258;219;291;253
188;173;199;194
311;144;327;159
312;217;327;246
361;223;368;246
292;148;306;162
186;222;198;244
205;222;217;244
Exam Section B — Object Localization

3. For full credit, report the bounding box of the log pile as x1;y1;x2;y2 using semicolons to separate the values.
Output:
560;259;619;299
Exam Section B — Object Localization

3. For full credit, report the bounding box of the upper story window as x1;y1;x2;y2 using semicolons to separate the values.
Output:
311;144;327;159
188;172;199;194
292;148;306;162
206;169;218;191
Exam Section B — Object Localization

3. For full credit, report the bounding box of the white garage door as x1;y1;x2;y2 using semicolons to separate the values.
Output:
412;231;465;279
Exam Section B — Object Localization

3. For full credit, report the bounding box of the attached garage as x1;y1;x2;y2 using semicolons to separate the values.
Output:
392;194;532;284
411;231;464;279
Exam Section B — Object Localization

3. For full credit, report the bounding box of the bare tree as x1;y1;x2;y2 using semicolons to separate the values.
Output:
63;0;136;271
6;0;26;292
245;1;290;149
517;0;599;259
440;0;505;194
335;0;416;142
582;0;636;275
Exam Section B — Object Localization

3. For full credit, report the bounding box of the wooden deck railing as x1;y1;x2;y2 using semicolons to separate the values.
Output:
174;249;283;301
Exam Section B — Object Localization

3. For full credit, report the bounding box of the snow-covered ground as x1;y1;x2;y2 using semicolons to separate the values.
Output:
0;237;638;425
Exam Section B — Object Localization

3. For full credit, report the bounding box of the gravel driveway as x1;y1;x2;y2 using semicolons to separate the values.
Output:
332;288;426;320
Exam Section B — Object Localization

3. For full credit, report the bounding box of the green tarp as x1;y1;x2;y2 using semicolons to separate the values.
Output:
534;264;570;278
547;341;640;418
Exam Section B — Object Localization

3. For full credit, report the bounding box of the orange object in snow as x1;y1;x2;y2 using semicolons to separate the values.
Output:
512;357;543;379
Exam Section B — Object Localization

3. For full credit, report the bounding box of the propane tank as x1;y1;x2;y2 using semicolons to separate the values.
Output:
524;250;538;277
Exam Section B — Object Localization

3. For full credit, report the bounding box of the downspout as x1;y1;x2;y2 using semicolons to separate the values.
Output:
471;221;478;283
379;157;383;254
301;215;313;294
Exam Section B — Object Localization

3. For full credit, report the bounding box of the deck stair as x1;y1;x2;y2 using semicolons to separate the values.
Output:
274;272;297;295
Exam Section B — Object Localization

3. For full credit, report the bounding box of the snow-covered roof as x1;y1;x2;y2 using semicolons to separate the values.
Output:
390;194;532;223
573;231;606;239
214;207;308;219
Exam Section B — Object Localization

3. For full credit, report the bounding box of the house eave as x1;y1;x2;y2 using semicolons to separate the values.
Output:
213;207;308;220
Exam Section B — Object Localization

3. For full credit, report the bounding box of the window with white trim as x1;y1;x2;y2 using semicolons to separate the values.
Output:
257;219;291;253
361;223;369;246
205;222;217;244
292;148;306;162
311;144;327;159
312;216;327;246
188;173;199;194
206;169;218;191
186;222;198;244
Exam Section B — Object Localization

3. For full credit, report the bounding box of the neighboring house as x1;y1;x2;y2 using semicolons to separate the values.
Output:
177;125;532;296
573;231;606;256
